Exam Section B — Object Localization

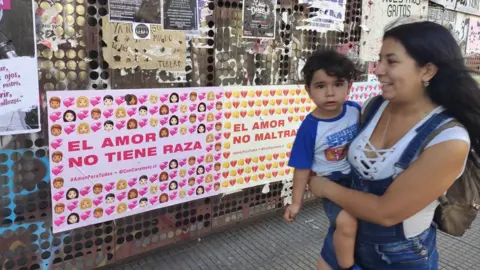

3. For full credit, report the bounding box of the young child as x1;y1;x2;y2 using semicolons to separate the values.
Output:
283;50;361;270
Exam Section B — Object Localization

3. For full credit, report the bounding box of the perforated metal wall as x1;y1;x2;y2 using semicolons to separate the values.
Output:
0;0;363;269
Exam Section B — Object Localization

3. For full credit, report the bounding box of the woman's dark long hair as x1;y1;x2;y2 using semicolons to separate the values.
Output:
384;21;480;155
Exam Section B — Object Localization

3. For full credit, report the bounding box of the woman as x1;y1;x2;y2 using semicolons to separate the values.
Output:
309;21;480;269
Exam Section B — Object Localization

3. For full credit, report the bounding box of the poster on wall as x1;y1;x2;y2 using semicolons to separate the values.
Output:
163;0;199;31
242;0;276;39
296;0;345;32
467;18;480;55
428;8;469;54
0;0;40;135
109;0;163;24
102;18;187;71
359;0;428;61
47;88;224;233
221;86;312;192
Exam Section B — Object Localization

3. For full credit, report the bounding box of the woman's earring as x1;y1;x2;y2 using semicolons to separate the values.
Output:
424;81;430;87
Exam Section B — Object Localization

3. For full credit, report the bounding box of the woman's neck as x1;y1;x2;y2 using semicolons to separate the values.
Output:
388;95;438;117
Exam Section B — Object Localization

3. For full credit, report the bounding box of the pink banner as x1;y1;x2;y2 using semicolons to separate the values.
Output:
0;0;10;10
47;88;224;233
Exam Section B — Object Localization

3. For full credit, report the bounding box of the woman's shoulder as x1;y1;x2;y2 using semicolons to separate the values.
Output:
425;118;470;148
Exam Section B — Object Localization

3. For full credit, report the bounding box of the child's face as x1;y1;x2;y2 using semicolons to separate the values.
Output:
104;124;113;131
197;167;204;174
180;104;187;113
106;196;115;204
207;114;214;122
188;179;195;186
104;98;113;106
215;124;221;131
216;103;222;110
180;169;186;177
180;126;187;135
190;94;197;102
206;134;214;143
160;195;168;203
150;95;158;104
92;112;101;120
179;191;186;199
54;180;63;189
207;92;215;101
65;113;75;122
68;215;78;224
150;186;158;194
140;178;147;185
169;182;177;190
160;107;168;115
94;186;102;194
160;130;168;137
50;100;60;109
81;200;90;209
214;164;220;171
170;95;178;103
188;158;195;166
189;115;196;123
140;108;147;116
53;154;62;163
215;144;221;151
206;155;213;163
78;99;88;107
199;104;206;112
140;200;147;207
118;205;126;213
128;121;136;129
307;70;349;111
170;161;177;169
95;210;103;218
116;109;126;118
52;127;61;136
198;126;205;133
197;188;204;195
55;205;64;214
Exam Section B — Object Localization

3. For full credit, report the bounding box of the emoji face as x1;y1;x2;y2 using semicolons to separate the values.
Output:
126;94;137;105
150;185;158;194
117;180;127;190
180;104;188;113
205;154;213;163
207;91;215;101
198;124;206;134
207;113;214;122
51;125;62;136
159;193;168;203
179;190;186;199
68;214;79;224
188;156;196;166
80;198;92;210
52;152;63;163
179;169;186;178
91;109;101;120
117;203;127;214
190;92;197;102
64;111;76;122
160;105;169;115
94;208;103;218
197;166;205;175
53;178;64;189
127;119;137;129
50;97;61;109
104;95;113;106
128;189;138;200
67;188;78;200
188;177;195;186
169;181;178;190
214;183;220;191
196;186;204;195
170;116;178;125
189;114;197;123
215;143;221;152
115;107;126;118
198;103;206;112
170;93;179;103
150;117;159;128
150;94;158;104
106;194;115;204
206;174;213;183
206;134;214;143
77;96;89;108
139;106;148;116
160;172;168;182
215;122;222;131
104;121;114;131
139;198;148;208
216;102;222;110
55;204;65;214
93;184;103;194
180;126;187;135
169;160;178;169
159;128;169;138
139;176;148;185
214;163;221;172
78;123;90;134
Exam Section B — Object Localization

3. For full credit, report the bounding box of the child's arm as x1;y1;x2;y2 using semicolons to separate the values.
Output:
291;169;311;206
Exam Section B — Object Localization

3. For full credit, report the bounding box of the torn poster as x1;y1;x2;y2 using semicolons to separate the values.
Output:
242;0;276;39
109;0;162;24
297;0;346;32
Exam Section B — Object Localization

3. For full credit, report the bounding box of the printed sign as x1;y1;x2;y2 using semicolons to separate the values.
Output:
102;18;186;71
242;0;276;39
221;86;313;191
109;0;162;24
296;0;345;32
163;0;199;31
133;23;151;40
359;0;428;61
47;88;224;233
0;0;40;135
467;18;480;55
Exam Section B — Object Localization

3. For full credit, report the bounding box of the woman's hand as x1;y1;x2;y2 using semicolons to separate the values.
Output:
308;175;328;198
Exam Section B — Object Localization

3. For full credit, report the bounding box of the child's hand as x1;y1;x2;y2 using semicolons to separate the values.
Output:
283;203;302;223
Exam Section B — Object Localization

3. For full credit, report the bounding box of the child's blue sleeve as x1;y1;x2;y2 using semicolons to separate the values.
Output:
288;120;316;169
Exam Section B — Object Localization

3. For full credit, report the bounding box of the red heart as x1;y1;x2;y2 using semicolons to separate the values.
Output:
273;154;279;160
296;89;301;95
233;101;240;108
252;166;258;172
283;89;289;96
294;107;300;113
223;171;229;178
223;152;231;159
224;132;231;139
262;100;269;106
300;115;305;121
224;112;232;119
282;108;288;114
285;169;291;174
241;91;248;98
244;176;251;183
272;171;278;177
256;91;262;97
229;179;236;186
276;99;282;105
269;109;275;115
259;156;266;162
288;116;293;122
306;106;311;111
245;158;252;164
301;98;306;104
230;160;237;167
286;152;291;158
226;92;232;98
289;99;294;104
240;111;247;118
248;101;255;107
259;174;265;180
279;161;285;167
255;110;261;116
270;90;276;96
266;163;272;170
237;168;244;175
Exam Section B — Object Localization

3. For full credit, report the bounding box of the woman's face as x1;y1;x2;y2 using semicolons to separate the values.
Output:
65;113;74;122
376;37;432;102
171;95;178;103
198;126;205;133
170;182;177;190
79;125;88;134
199;104;206;112
170;117;178;125
68;215;78;224
170;161;177;169
67;190;77;199
128;121;136;129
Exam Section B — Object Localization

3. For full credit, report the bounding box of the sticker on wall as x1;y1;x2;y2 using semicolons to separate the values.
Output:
0;0;40;135
133;23;151;40
296;0;346;32
47;88;223;233
163;0;199;31
467;18;480;55
221;86;313;191
242;0;277;39
109;0;163;24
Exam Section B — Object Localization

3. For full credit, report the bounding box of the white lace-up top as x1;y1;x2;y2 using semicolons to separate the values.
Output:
348;99;470;238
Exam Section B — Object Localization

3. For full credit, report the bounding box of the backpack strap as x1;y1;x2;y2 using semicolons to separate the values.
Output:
360;96;384;129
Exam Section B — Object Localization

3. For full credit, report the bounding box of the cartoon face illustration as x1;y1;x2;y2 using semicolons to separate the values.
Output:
159;172;169;182
189;114;197;123
117;180;127;190
66;188;79;200
78;122;90;134
206;133;214;143
207;91;215;101
198;103;206;113
180;104;188;113
126;94;137;105
179;189;186;199
117;203;127;214
128;189;138;200
115;107;126;118
68;213;79;224
139;198;148;208
160;105;169;115
139;106;148;116
324;145;347;162
179;169;186;178
63;110;76;122
196;186;204;195
52;151;63;163
215;143;221;152
104;120;114;131
206;174;213;183
51;125;62;136
170;116;179;126
169;159;178;169
170;93;179;103
188;177;195;187
169;181;178;191
150;94;158;104
105;193;115;204
205;154;213;163
53;178;64;189
215;122;222;131
214;182;220;191
216;102;223;111
180;126;187;135
190;92;197;102
150;117;159;128
80;198;92;210
94;208;103;218
91;108;101;120
214;163;221;172
49;97;61;109
188;156;196;166
77;96;89;108
150;185;158;194
207;113;214;122
197;124;206;134
197;166;205;175
127;119;138;129
93;184;103;194
159;193;168;203
103;95;114;106
159;128;169;138
139;175;148;185
55;203;65;214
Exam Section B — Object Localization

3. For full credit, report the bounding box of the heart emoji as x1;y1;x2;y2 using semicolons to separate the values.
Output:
51;139;63;149
138;95;148;104
128;178;137;187
127;108;137;117
81;211;91;221
53;191;65;201
215;112;223;120
159;183;168;192
115;96;125;105
128;201;137;210
62;97;75;107
54;217;66;226
229;179;236;186
117;192;127;201
80;186;91;196
49;112;61;122
105;182;115;192
64;124;75;135
188;188;195;196
139;119;148;127
180;93;188;102
91;122;102;132
77;110;89;120
105;206;115;216
67;201;78;211
223;152;231;159
115;120;126;130
93;197;103;206
103;109;114;118
169;192;177;200
150;196;159;205
52;165;64;176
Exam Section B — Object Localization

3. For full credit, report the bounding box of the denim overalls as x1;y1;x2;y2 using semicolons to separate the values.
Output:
320;103;450;270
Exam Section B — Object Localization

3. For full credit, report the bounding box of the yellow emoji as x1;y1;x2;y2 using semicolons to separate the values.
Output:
300;107;306;113
238;159;245;166
273;162;279;169
223;162;230;169
282;99;289;105
280;152;286;158
266;154;272;161
286;143;293;149
255;100;262;107
263;90;269;97
222;181;229;188
245;167;252;173
248;90;255;97
295;98;301;104
224;122;232;129
225;102;232;109
237;177;244;184
288;108;294;113
252;175;258;181
233;111;240;118
276;108;282;115
266;172;272;179
241;101;247;108
233;91;240;98
301;89;307;95
279;170;285;176
230;170;237;177
253;157;259;163
276;90;282;96
289;89;296;95
259;164;266;171
224;142;231;149
262;109;269;116
248;110;255;117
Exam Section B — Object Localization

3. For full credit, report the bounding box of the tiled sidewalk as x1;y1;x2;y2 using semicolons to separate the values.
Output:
109;201;480;269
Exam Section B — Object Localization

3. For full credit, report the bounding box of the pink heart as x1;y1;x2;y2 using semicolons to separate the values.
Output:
180;93;188;102
189;104;197;112
105;206;115;215
170;129;177;136
91;122;102;132
169;192;177;200
179;116;188;124
54;217;66;226
90;96;101;106
63;97;74;107
139;119;148;127
198;93;206;101
149;174;158;183
103;109;113;118
52;165;64;176
53;191;64;201
51;139;63;149
64;124;75;135
128;178;137;187
159;96;168;103
206;145;213;152
116;121;125;130
105;182;115;192
188;188;195;196
159;162;168;170
81;211;91;221
93;197;103;206
117;192;127;201
115;96;125;105
49;112;61;122
80;186;91;196
138;95;148;104
77;110;89;120
149;106;158;115
150;196;158;205
139;187;148;196
128;201;137;210
159;183;168;192
216;92;223;99
127;108;137;117
214;153;221;161
67;201;78;211
215;113;222;120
